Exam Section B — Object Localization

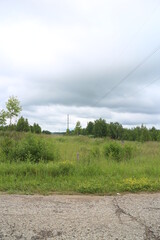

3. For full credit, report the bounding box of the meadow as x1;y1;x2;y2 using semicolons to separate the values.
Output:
0;132;160;195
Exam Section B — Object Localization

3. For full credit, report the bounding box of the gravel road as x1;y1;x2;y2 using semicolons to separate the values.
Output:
0;193;160;240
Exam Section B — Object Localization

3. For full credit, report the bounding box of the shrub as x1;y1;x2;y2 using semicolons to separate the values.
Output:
0;136;14;157
104;142;133;161
0;133;56;163
104;142;123;161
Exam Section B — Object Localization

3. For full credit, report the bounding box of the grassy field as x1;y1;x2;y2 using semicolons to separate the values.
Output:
0;133;160;195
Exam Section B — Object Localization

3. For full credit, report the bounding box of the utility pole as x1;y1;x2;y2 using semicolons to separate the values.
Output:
67;114;69;133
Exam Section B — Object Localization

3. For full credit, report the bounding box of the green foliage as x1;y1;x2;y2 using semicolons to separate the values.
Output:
0;136;14;158
140;125;151;142
66;128;70;135
0;133;56;163
77;181;103;194
104;142;133;161
55;162;75;176
6;96;22;124
0;135;160;194
108;122;123;139
56;137;66;142
31;123;41;134
123;144;133;160
16;117;30;132
93;118;107;137
91;146;101;158
0;97;46;135
104;142;123;161
77;146;100;164
149;127;158;141
74;118;160;142
0;110;7;127
74;121;82;135
42;130;52;135
86;121;94;135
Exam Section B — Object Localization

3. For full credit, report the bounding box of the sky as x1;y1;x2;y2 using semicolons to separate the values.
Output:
0;0;160;132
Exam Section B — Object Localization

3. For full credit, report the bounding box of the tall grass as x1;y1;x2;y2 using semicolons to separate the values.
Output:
0;133;160;194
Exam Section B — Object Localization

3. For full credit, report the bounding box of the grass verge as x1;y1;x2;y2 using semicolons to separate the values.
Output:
1;156;160;195
1;134;160;195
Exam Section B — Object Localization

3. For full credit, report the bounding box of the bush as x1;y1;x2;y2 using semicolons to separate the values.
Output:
104;142;133;161
0;133;56;163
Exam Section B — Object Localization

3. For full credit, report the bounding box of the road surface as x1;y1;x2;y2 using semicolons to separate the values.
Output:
0;193;160;239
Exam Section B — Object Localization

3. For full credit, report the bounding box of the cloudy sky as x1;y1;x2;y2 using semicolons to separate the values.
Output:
1;0;160;132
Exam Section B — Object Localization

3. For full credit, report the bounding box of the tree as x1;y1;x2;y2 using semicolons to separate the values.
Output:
149;127;158;141
0;110;7;127
86;121;94;135
140;124;150;142
66;128;70;135
6;96;22;125
16;117;30;132
42;130;52;135
81;128;86;135
31;123;41;134
108;122;123;139
74;121;82;135
93;118;107;137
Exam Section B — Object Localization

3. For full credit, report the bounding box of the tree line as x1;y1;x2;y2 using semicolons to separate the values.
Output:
72;118;160;142
1;96;159;140
0;96;43;134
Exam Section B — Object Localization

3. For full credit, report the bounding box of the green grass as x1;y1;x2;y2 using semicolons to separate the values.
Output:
0;133;160;194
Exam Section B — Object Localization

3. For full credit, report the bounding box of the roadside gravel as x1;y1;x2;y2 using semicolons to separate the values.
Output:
0;193;160;239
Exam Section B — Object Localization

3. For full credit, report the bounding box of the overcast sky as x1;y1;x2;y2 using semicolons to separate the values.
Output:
1;0;160;132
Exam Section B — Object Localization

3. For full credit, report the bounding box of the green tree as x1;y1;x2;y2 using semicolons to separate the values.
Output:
86;121;94;135
6;96;22;125
42;130;52;135
93;118;107;137
149;127;158;141
74;121;82;135
140;124;150;142
16;116;30;132
108;122;123;139
31;123;41;134
81;128;86;135
0;109;7;127
66;128;70;135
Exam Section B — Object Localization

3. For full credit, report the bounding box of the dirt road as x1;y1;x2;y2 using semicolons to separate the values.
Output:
0;193;160;239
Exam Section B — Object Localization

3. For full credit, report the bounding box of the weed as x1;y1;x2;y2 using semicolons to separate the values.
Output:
104;142;133;161
0;134;160;194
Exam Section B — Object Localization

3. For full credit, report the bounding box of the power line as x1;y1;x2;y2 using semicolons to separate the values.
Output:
114;73;160;127
93;0;160;89
113;0;160;62
93;1;160;107
94;44;160;107
129;75;160;98
88;2;160;129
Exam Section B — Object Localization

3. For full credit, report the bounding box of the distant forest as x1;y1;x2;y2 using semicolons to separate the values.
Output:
71;118;160;142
